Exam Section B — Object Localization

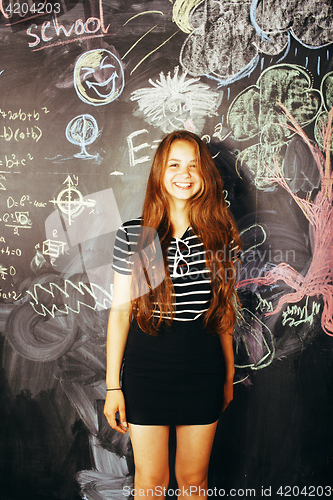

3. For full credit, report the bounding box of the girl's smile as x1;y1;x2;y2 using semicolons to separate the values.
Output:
163;139;203;205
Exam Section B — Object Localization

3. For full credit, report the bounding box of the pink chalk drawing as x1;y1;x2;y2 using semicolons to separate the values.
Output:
237;103;333;337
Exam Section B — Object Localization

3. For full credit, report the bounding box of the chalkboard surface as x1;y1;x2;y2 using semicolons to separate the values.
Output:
0;1;332;499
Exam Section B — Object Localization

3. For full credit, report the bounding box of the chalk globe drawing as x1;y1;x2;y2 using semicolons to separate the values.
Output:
66;114;99;158
74;49;124;106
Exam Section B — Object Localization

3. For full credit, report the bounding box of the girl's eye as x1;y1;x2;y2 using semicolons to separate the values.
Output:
170;163;178;168
190;164;197;169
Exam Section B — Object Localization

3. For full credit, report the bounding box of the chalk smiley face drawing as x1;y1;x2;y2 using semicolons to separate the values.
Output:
74;49;124;106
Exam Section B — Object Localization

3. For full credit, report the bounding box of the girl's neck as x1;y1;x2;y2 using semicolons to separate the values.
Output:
169;203;190;239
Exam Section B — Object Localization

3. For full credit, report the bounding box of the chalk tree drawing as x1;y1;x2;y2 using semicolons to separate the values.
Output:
179;0;333;83
226;64;321;189
74;49;124;106
314;72;333;150
237;104;333;337
66;114;99;159
130;66;221;133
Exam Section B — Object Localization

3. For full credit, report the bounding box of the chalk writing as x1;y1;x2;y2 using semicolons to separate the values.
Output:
0;246;22;256
0;125;42;143
0;264;16;279
0;289;22;300
127;129;161;167
25;0;110;50
2;153;33;169
2;211;32;234
282;297;321;328
0;108;40;120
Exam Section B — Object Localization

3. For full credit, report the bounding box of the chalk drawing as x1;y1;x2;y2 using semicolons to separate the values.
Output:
314;72;333;150
237;104;333;337
130;66;221;134
169;0;201;33
65;114;99;159
253;0;333;49
281;297;321;328
27;279;113;318
234;307;275;372
43;239;67;259
179;0;333;83
227;64;321;189
49;175;96;226
74;49;124;106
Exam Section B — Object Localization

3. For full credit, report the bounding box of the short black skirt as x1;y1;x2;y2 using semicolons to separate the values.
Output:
121;316;225;425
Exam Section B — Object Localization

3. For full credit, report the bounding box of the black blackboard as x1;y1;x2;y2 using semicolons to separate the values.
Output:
0;1;332;498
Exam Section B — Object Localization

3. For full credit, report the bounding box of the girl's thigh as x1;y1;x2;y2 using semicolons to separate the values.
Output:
175;421;218;477
128;423;170;480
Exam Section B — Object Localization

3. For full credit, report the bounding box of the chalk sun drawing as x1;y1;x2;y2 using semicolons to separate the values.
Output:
130;66;221;133
74;49;124;106
237;104;333;337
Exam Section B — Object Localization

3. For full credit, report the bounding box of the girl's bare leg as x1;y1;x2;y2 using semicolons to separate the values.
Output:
128;423;170;499
175;421;218;500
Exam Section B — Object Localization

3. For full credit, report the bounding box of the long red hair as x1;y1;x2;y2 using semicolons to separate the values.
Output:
131;130;241;336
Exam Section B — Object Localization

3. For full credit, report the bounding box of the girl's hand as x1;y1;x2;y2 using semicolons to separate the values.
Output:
221;378;233;412
104;390;128;434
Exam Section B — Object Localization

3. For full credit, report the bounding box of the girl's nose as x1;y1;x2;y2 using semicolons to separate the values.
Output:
179;165;191;176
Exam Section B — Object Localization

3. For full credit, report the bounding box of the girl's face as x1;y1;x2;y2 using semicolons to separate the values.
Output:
163;140;203;206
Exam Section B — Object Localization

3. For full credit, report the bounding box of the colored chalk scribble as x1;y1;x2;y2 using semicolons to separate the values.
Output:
237;104;333;337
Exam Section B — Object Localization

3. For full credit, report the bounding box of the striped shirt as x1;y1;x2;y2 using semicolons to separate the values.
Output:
112;218;212;321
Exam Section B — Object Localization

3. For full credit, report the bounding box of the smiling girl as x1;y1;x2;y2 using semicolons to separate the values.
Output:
104;131;241;499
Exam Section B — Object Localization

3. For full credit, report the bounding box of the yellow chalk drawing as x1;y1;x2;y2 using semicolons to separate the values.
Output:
170;0;201;33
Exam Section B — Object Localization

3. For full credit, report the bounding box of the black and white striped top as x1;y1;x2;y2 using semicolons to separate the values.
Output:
112;218;212;321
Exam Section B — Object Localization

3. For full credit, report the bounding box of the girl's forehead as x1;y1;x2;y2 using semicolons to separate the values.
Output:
167;139;198;156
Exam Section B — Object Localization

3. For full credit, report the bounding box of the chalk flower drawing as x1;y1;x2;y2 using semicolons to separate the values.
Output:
130;66;221;133
237;104;333;337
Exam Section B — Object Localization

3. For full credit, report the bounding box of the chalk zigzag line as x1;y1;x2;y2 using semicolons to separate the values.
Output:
27;280;112;317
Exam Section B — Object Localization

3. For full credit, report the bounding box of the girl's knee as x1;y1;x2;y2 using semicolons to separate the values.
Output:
175;468;208;490
135;467;170;490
